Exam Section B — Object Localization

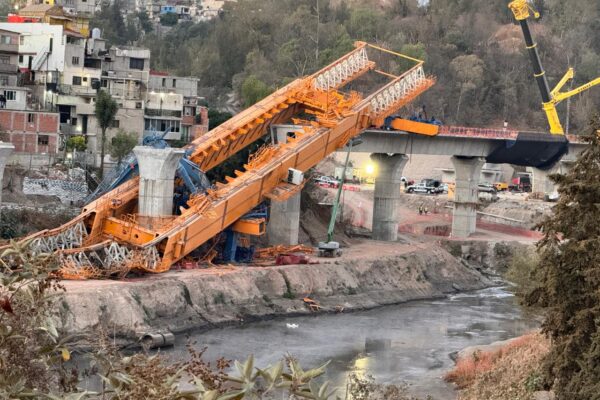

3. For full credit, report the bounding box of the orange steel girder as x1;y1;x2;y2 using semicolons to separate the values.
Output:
0;42;435;278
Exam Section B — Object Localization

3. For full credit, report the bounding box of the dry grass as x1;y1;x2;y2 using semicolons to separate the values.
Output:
445;332;550;400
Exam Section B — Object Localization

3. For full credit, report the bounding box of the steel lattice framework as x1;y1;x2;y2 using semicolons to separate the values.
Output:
30;220;88;254
369;65;427;116
0;42;435;279
313;46;371;91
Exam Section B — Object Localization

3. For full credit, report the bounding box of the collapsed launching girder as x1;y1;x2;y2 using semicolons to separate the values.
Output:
0;42;435;278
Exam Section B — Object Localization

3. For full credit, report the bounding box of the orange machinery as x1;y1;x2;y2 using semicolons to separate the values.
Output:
1;42;435;279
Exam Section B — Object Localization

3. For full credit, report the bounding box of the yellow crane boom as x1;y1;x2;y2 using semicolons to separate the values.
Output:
509;0;600;135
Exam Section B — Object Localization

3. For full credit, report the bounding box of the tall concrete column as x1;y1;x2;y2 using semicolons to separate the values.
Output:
0;143;15;206
532;167;557;195
371;153;408;241
267;192;300;245
133;146;184;217
451;156;485;238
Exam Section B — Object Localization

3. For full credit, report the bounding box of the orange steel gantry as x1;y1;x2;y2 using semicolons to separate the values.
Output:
1;42;434;279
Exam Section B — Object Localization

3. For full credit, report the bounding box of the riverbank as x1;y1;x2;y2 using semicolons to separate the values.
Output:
55;239;511;347
446;332;552;400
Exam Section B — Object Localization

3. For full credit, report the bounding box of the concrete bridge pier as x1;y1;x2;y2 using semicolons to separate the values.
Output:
0;143;15;207
531;160;574;196
371;153;408;241
451;156;485;238
133;146;185;219
267;193;301;245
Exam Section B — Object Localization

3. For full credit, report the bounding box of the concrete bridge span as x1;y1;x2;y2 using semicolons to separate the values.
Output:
270;124;584;241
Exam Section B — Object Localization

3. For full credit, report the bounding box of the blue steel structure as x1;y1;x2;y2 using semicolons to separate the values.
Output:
84;128;211;205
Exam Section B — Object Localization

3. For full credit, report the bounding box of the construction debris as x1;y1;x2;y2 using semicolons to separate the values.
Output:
254;244;314;259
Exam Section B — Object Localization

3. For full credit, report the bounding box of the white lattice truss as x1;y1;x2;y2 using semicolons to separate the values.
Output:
369;65;426;116
59;242;161;272
313;47;370;91
30;220;88;254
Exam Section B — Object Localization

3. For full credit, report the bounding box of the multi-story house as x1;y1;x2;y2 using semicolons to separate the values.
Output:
0;29;20;90
0;27;61;162
2;4;209;170
147;72;208;141
55;44;150;164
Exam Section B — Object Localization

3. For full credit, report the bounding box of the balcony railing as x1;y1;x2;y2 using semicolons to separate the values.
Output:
58;84;98;97
60;123;76;135
102;69;148;81
144;108;182;118
0;63;17;73
0;43;18;53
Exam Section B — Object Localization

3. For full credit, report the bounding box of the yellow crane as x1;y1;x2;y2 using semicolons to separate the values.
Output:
509;0;600;135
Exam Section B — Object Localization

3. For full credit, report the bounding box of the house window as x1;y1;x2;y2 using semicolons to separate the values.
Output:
4;90;16;101
110;119;120;128
37;135;49;145
0;76;8;86
18;55;23;63
19;36;24;45
82;77;88;82
66;36;81;45
0;55;9;64
0;36;10;45
101;79;108;88
28;113;35;123
72;76;82;85
135;102;142;109
172;79;176;87
72;56;80;65
129;57;144;70
162;78;166;87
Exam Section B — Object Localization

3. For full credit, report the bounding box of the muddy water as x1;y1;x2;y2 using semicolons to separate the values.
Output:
166;287;539;399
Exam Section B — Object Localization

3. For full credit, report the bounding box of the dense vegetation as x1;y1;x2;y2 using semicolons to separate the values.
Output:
92;0;600;132
525;116;600;399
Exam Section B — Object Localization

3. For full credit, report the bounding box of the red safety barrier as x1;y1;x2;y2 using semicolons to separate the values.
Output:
439;125;519;140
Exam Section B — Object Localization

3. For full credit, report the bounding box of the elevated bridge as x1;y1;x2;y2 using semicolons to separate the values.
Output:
350;126;582;238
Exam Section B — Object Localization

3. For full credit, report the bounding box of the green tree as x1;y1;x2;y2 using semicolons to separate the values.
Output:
241;75;272;107
526;116;600;399
0;1;11;17
450;54;484;123
160;13;179;27
94;90;119;179
208;109;232;130
109;130;138;164
66;135;87;152
137;10;153;34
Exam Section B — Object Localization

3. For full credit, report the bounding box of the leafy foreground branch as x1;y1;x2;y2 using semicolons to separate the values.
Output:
0;242;424;400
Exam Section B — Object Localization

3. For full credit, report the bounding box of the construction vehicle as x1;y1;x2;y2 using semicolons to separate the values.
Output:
493;182;509;192
318;136;362;258
0;42;435;279
509;174;532;192
509;0;600;135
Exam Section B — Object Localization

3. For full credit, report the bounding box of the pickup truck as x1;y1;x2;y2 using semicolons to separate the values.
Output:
406;182;442;194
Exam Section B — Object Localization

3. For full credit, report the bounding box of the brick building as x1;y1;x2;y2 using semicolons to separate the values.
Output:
0;109;60;154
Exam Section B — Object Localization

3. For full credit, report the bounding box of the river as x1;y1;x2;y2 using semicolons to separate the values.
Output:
165;287;539;399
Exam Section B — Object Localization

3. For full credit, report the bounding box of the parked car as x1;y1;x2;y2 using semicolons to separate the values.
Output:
478;183;497;193
313;175;339;188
